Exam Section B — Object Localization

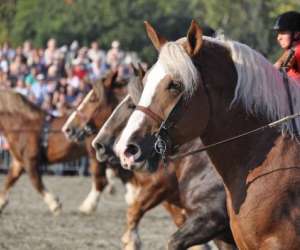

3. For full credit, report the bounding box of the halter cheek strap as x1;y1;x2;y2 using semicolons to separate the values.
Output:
135;105;164;125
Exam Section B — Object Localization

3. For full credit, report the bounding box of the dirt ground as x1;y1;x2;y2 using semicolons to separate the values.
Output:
0;175;177;250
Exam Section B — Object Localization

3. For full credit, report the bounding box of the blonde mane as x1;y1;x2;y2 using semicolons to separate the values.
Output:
224;39;300;134
0;90;45;120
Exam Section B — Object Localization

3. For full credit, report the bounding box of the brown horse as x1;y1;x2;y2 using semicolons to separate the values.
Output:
0;71;122;215
115;20;300;249
89;68;236;250
61;70;128;214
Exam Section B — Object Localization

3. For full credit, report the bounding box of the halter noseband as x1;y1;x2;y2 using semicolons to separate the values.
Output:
134;95;187;164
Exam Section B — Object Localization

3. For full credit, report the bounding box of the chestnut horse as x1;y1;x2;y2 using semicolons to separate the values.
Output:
0;71;122;214
115;20;300;249
89;68;236;249
61;70;128;214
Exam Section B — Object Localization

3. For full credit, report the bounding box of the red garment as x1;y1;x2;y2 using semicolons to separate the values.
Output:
287;43;300;81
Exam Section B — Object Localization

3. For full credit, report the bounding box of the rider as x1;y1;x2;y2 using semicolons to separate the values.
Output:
273;11;300;82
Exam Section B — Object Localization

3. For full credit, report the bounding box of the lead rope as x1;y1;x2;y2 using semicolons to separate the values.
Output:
169;112;300;161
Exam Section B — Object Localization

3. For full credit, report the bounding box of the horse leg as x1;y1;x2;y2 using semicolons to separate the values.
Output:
168;210;234;250
162;202;186;227
79;160;107;214
122;181;177;250
25;160;61;215
0;158;24;212
105;167;117;194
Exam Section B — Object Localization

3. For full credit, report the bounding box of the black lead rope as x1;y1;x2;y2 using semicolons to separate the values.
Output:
169;112;300;161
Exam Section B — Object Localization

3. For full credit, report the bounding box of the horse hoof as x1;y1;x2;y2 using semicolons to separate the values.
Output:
0;198;8;213
123;241;141;250
78;204;96;215
106;185;116;195
51;202;62;216
122;231;141;250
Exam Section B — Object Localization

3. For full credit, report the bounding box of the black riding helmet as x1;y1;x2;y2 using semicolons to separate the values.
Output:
273;11;300;32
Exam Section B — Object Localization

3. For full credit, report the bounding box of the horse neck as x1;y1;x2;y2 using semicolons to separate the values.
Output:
201;94;279;189
190;42;277;187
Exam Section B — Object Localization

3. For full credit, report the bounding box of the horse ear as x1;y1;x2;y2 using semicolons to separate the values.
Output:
185;20;203;56
130;63;139;76
103;70;118;88
138;63;146;79
93;79;104;99
144;21;167;51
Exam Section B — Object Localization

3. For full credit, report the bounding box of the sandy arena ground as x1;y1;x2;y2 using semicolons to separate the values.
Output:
0;175;177;250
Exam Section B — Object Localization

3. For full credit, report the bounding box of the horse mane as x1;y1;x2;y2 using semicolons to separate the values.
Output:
159;35;300;134
223;39;300;134
0;90;45;120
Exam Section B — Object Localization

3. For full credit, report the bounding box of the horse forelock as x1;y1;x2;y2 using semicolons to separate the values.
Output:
158;40;200;97
225;40;300;135
128;75;143;105
0;90;45;120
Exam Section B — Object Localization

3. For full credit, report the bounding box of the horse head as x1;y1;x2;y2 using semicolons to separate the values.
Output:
62;70;127;142
114;20;214;171
92;64;150;167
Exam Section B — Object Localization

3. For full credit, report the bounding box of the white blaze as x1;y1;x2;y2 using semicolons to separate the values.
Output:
114;62;167;161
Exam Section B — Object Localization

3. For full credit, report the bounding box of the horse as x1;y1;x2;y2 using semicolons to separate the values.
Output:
0;71;122;215
61;70;128;214
91;66;236;250
115;20;300;249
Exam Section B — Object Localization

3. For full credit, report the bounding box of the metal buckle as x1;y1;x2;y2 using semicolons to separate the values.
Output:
154;136;168;165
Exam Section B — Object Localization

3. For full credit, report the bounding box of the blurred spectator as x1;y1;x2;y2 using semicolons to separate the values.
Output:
9;55;28;86
106;40;124;70
0;37;143;118
1;41;15;61
14;76;33;98
44;38;58;67
25;66;38;86
31;74;48;105
0;53;9;73
88;41;106;63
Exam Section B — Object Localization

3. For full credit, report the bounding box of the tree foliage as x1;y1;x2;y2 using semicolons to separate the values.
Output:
1;0;299;62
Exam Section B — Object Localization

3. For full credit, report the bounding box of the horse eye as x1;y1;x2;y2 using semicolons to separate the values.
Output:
128;103;136;110
167;81;183;93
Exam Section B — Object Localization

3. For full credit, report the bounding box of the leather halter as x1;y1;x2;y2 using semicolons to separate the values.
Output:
135;105;164;125
132;73;213;164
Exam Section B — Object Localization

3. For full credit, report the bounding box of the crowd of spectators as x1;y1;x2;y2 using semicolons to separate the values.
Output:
0;38;140;117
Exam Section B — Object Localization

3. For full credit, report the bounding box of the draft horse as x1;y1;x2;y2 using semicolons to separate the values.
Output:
115;21;300;249
62;70;128;214
91;67;236;250
0;71;122;214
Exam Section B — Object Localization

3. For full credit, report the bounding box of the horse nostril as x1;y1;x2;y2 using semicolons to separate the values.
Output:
64;127;72;135
94;142;106;154
124;143;140;158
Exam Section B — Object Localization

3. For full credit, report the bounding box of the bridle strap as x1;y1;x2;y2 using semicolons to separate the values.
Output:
136;105;164;125
169;112;300;161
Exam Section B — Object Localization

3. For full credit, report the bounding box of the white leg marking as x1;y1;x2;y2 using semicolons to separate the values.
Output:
79;183;100;214
43;191;61;215
0;192;8;212
124;183;140;206
122;228;142;250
